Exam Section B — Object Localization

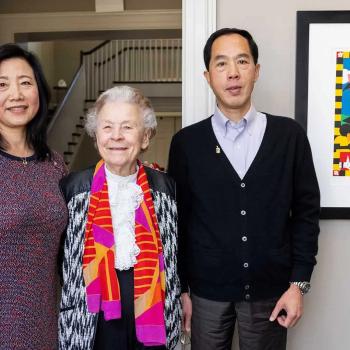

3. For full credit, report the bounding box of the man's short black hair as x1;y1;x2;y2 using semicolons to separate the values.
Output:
203;28;259;70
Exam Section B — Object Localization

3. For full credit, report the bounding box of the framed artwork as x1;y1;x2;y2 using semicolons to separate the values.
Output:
295;11;350;219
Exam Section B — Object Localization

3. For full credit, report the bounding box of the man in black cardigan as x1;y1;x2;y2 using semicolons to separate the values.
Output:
168;28;320;350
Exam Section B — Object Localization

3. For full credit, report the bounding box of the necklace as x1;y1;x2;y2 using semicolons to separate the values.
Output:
22;157;28;165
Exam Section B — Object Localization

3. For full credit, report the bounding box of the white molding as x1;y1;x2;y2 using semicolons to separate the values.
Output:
182;0;216;127
95;0;124;13
155;112;181;117
0;10;181;43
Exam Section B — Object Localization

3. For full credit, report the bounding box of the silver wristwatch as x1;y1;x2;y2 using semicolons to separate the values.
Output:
290;281;311;295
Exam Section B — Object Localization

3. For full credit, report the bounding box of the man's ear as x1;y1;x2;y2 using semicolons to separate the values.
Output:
204;70;210;85
254;63;260;82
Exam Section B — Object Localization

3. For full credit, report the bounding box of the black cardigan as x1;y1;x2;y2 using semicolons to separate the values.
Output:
168;114;320;302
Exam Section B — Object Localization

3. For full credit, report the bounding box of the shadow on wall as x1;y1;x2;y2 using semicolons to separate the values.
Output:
70;133;100;172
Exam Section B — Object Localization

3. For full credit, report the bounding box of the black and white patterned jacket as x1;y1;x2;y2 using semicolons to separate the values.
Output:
58;166;181;350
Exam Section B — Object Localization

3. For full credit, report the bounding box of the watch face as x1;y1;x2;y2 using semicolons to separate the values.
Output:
300;282;311;294
303;282;311;292
291;281;311;294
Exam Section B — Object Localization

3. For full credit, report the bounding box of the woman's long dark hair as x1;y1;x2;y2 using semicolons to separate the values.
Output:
0;43;51;161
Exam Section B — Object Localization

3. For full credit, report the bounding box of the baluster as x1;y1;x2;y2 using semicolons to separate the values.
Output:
180;39;182;80
93;51;96;100
144;39;147;81
114;40;118;82
130;40;133;81
154;38;157;81
109;41;112;88
154;39;156;81
95;50;98;99
138;39;140;81
113;40;118;81
172;39;176;81
133;39;136;81
105;43;107;91
121;40;124;82
101;45;104;92
87;55;90;101
99;48;102;96
160;39;163;81
146;39;149;81
90;53;93;100
126;40;129;81
155;39;158;81
140;39;143;81
150;39;153;81
90;53;93;101
176;39;180;81
97;49;99;98
165;39;170;81
99;49;102;97
103;45;106;92
134;39;137;81
139;39;142;81
135;39;138;81
170;39;173;81
128;39;130;82
138;39;141;81
103;45;105;92
83;56;87;101
109;41;112;89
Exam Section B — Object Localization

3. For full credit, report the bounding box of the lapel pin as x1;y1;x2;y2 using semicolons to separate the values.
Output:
216;145;221;154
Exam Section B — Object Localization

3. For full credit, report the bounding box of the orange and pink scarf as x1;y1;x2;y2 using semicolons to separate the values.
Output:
82;160;166;346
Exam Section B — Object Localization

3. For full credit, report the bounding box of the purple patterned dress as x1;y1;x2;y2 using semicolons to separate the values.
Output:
0;150;68;349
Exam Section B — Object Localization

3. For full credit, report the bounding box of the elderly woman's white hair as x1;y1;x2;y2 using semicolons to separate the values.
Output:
85;85;157;139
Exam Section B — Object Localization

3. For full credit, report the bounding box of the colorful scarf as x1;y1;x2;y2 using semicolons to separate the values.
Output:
83;160;166;346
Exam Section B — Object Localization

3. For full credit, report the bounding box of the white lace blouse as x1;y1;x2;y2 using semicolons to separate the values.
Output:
105;165;143;270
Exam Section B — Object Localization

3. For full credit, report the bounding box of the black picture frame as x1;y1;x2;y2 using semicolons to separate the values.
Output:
295;11;350;219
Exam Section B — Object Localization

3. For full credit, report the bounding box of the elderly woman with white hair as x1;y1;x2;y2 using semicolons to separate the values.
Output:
58;86;181;350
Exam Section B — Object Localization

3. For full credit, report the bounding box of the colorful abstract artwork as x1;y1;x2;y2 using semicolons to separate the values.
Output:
333;51;350;176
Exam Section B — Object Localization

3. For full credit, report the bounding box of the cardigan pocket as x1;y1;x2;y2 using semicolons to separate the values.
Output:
267;244;292;280
269;243;291;260
190;247;240;285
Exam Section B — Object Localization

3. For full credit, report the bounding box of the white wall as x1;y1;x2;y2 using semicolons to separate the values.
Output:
0;10;181;44
27;42;55;93
217;1;350;349
53;40;102;85
26;41;102;104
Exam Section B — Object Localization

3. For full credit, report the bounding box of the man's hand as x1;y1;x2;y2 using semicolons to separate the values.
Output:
269;284;303;328
181;292;192;333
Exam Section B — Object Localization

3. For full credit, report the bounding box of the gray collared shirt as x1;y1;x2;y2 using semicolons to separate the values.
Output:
211;105;267;179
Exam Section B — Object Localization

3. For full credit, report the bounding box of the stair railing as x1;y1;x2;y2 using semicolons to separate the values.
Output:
82;38;182;101
48;38;182;168
47;64;86;164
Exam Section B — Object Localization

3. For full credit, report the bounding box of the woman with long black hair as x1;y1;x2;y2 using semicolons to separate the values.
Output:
0;44;68;349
